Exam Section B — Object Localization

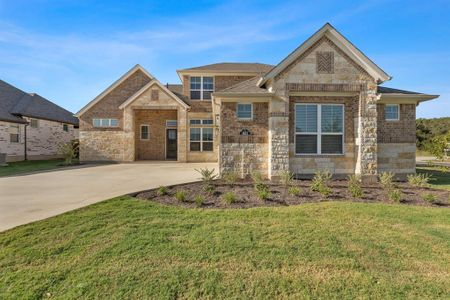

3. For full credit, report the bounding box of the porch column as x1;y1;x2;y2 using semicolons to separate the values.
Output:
355;82;379;183
122;107;135;161
268;98;289;180
177;108;188;162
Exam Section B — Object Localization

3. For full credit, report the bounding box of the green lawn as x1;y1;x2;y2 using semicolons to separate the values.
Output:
1;197;449;299
417;166;450;190
0;159;67;177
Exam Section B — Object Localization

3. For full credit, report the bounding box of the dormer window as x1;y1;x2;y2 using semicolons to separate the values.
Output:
190;76;214;100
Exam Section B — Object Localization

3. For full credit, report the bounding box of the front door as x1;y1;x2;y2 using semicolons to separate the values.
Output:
166;129;177;160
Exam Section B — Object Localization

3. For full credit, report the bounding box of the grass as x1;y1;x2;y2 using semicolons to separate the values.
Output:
0;159;67;177
1;197;449;299
417;166;450;190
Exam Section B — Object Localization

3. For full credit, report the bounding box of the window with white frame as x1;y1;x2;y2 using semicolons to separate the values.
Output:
190;127;213;151
166;120;177;127
295;104;344;155
30;118;39;128
236;103;253;120
190;76;213;100
63;124;69;132
9;125;20;143
189;119;213;125
140;125;149;140
93;118;119;127
385;104;399;121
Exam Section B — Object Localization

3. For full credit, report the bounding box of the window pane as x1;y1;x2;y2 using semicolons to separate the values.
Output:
321;135;343;154
190;142;201;151
202;91;212;100
141;126;149;139
295;105;317;132
190;119;201;125
237;104;252;119
190;128;201;141
202;119;213;125
190;77;201;90
203;142;213;151
63;124;69;132
101;119;109;127
190;91;201;100
295;134;317;154
321;105;343;133
93;119;101;127
202;128;213;141
166;120;177;127
203;77;214;90
110;119;119;127
385;105;399;120
30;119;38;128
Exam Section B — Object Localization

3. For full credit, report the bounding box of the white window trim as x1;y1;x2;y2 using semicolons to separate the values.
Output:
236;103;253;120
189;127;213;152
9;124;20;143
92;118;119;128
190;76;214;101
385;104;400;121
63;124;69;132
294;103;345;156
30;118;39;128
140;124;150;140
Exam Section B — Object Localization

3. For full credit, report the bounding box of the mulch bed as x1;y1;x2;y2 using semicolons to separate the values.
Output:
134;179;450;209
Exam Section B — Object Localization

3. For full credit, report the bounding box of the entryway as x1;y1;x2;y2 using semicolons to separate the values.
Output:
166;129;177;160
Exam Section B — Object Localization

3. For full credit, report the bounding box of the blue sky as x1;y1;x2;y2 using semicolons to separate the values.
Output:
0;0;449;118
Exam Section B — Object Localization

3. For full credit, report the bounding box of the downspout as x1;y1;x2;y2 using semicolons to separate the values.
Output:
24;123;28;161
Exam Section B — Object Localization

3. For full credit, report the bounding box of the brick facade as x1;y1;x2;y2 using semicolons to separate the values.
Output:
377;104;416;143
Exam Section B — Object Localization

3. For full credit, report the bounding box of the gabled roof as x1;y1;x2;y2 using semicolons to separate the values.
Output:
0;80;78;125
213;76;273;97
76;64;154;117
259;23;391;87
119;79;190;109
178;62;273;74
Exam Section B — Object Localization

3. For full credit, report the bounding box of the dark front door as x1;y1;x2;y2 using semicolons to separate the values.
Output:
166;129;177;160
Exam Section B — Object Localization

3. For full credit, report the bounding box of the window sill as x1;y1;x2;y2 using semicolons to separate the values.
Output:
294;153;345;157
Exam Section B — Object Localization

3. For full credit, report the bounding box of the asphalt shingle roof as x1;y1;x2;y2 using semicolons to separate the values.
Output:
179;62;274;74
215;76;272;95
0;80;78;125
377;86;421;94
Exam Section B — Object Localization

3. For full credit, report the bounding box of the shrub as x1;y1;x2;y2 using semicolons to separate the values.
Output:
347;175;363;198
222;170;239;187
58;141;79;165
174;190;187;202
157;186;168;196
379;172;395;190
196;167;217;191
288;186;301;197
251;171;264;185
279;170;294;188
407;173;432;188
388;189;402;202
426;136;447;161
311;170;332;196
194;195;205;207
256;188;271;201
223;192;237;205
203;184;215;195
422;193;437;204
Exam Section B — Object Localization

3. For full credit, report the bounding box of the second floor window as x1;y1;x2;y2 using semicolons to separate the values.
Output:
9;125;19;143
93;118;119;128
190;76;213;100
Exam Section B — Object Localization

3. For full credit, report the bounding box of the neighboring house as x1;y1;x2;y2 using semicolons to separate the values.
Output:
0;80;79;162
76;23;438;181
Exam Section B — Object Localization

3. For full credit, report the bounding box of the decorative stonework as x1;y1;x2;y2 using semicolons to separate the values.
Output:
220;143;268;178
316;51;334;74
151;89;159;101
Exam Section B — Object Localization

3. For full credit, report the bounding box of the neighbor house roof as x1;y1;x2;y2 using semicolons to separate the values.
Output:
0;80;78;125
213;76;273;97
177;62;274;74
259;23;391;87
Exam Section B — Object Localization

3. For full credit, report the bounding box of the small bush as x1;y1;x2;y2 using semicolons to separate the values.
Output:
157;186;168;196
317;185;332;198
388;189;402;202
438;165;449;173
422;193;437;204
311;170;332;192
348;175;363;198
223;192;237;204
203;184;215;194
196;167;217;191
379;172;395;190
256;188;271;201
279;170;294;188
194;195;205;207
288;186;301;197
58;141;79;165
251;171;264;185
222;170;239;186
407;173;432;188
174;190;187;202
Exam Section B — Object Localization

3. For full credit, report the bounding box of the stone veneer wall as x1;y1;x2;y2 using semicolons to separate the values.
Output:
378;143;416;177
0;119;77;162
219;101;269;177
288;96;358;175
79;130;125;161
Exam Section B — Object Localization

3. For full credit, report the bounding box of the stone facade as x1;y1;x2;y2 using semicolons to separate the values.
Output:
0;119;78;162
378;143;416;177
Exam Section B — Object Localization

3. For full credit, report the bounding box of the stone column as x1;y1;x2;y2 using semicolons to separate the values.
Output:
177;108;188;162
122;107;135;162
268;98;289;180
356;82;379;183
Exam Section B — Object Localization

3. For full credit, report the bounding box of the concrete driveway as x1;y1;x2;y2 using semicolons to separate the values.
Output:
0;162;217;232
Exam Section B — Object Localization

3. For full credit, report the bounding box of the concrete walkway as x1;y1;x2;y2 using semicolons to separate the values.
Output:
0;162;217;232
